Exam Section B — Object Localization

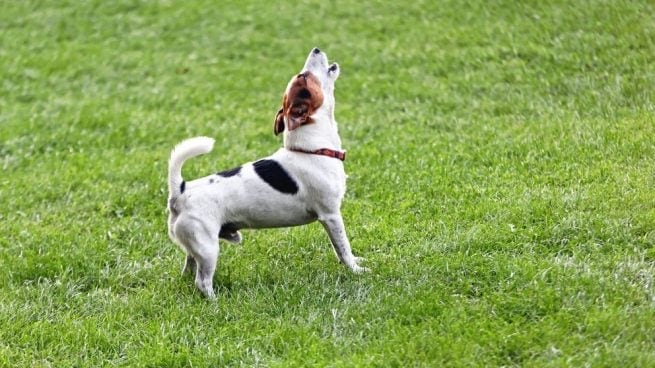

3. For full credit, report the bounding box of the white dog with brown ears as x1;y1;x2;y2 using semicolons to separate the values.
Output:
167;48;368;298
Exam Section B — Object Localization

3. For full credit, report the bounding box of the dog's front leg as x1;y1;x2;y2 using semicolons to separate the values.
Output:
319;214;369;273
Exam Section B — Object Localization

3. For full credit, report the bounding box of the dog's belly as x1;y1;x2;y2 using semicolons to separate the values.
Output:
228;200;317;230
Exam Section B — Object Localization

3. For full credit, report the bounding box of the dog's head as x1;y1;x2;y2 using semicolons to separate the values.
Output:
274;48;340;135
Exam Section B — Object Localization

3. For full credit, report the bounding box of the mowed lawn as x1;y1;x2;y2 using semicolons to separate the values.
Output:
1;0;654;366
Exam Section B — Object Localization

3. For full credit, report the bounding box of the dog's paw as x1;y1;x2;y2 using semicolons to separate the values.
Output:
219;230;243;244
196;280;216;300
351;264;371;273
350;257;370;273
205;290;217;300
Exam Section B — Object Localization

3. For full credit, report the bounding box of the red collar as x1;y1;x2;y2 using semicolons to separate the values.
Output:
289;147;346;161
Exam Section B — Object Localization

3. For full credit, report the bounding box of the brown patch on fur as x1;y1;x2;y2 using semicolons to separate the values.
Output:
274;72;324;135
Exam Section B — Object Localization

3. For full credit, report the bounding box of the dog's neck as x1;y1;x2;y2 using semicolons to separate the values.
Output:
283;113;342;152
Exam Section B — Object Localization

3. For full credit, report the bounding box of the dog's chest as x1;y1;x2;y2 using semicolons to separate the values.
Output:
274;151;346;198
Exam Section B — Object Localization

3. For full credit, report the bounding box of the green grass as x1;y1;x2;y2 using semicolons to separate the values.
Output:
1;0;654;366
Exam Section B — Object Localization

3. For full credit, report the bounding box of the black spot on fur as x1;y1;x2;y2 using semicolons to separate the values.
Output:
209;178;215;184
253;159;298;194
217;166;241;177
180;181;186;194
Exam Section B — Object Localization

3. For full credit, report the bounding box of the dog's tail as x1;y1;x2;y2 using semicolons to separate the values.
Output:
168;136;215;199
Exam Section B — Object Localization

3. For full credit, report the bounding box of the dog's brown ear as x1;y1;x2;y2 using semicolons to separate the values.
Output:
274;107;285;135
286;103;309;131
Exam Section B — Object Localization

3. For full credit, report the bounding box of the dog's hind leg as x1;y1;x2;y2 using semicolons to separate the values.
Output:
169;213;198;276
182;254;197;276
175;218;220;299
190;233;219;299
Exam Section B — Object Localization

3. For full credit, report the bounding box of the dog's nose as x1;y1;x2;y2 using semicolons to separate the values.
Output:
312;47;321;54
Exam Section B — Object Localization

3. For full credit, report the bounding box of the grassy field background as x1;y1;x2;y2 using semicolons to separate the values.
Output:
1;0;654;366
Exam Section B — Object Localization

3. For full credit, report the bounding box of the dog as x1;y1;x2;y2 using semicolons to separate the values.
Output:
167;48;368;298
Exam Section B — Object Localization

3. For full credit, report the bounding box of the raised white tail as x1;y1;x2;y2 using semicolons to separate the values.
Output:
168;136;215;198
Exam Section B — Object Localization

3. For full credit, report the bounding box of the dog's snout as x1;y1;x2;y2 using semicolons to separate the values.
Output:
312;47;321;55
